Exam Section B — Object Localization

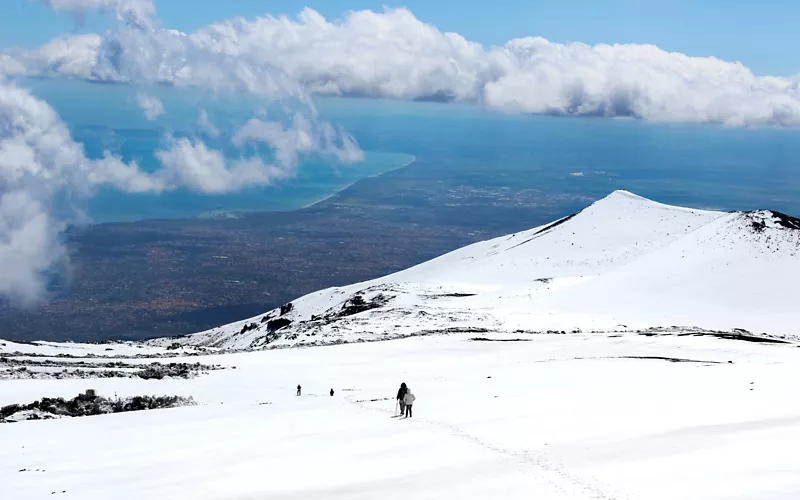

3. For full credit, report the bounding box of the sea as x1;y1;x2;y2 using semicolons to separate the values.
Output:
24;78;800;223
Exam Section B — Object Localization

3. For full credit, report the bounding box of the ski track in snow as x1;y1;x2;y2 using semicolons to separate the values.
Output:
350;395;625;500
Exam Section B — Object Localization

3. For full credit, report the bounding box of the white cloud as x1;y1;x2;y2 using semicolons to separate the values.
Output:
197;109;220;138
153;138;286;194
0;81;361;303
13;6;800;127
0;82;159;304
188;8;800;126
153;114;364;194
41;0;156;30
0;54;27;76
13;3;800;303
136;93;164;120
0;190;67;305
27;34;103;79
0;3;370;304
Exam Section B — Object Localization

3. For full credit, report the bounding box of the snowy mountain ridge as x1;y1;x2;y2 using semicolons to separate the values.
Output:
153;190;800;350
3;193;800;500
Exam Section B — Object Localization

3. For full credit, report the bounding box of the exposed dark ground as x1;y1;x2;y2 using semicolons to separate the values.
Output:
0;158;593;342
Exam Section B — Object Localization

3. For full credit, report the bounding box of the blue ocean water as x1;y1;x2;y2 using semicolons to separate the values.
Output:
24;79;414;222
24;78;800;221
316;97;800;215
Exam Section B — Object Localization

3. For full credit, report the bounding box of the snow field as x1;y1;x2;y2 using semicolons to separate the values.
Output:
3;332;800;499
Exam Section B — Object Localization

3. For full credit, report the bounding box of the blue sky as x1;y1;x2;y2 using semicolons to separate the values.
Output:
2;0;799;76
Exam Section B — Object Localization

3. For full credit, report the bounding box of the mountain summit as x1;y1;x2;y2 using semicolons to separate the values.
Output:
159;191;800;350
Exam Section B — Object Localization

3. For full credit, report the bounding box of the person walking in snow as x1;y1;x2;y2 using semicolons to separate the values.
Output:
396;382;408;416
403;388;415;418
297;385;302;397
330;388;335;397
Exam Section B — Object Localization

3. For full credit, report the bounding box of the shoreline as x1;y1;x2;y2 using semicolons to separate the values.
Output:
83;153;417;226
301;155;417;209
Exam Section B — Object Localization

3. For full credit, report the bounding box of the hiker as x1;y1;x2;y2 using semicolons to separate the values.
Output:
396;382;408;415
403;388;416;418
330;388;335;397
297;385;302;396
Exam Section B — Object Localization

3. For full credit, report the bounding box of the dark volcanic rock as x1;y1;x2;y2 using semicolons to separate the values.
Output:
748;210;800;232
239;323;258;335
266;317;292;332
771;211;800;230
339;294;390;317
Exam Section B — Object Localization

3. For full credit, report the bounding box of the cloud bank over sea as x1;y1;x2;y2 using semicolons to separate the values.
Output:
6;4;800;127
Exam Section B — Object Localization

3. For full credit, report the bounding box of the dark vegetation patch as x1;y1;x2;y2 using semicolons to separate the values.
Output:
708;333;789;344
1;391;195;423
0;349;204;359
0;359;224;380
676;331;790;344
635;327;792;344
613;356;723;364
471;337;533;342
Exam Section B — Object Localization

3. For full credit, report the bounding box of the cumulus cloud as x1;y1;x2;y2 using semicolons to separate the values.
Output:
11;3;800;303
0;79;360;303
189;8;800;126
12;7;800;126
136;93;164;120
41;0;156;30
232;114;364;167
0;82;158;304
26;34;103;79
153;138;287;194
0;1;370;303
151;114;363;194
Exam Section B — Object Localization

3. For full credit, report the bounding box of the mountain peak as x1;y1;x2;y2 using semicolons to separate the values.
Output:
606;189;648;201
154;192;799;350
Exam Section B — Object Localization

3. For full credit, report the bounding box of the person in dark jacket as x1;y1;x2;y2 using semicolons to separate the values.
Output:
330;388;335;397
396;382;408;416
297;385;302;396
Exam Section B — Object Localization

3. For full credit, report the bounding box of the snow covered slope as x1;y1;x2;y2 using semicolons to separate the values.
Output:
162;191;800;350
3;331;800;500
3;191;800;500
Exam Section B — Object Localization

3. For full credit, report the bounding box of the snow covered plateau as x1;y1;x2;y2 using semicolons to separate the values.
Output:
2;190;799;499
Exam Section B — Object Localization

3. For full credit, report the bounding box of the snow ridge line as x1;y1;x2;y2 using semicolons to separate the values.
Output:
347;395;626;500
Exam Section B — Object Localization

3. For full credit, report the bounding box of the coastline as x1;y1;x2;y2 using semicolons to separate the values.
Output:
301;155;417;209
83;153;417;225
